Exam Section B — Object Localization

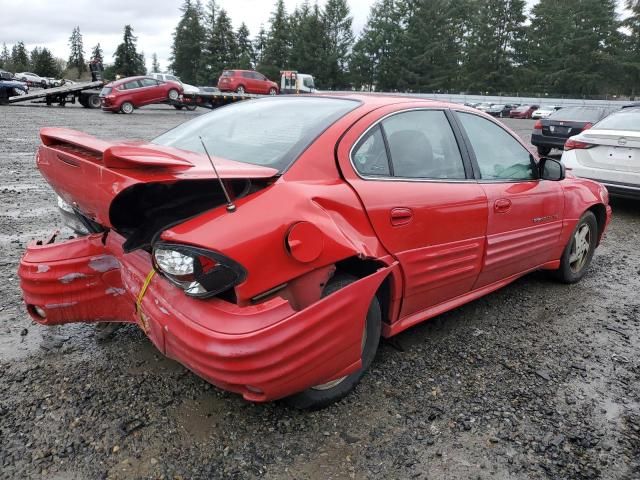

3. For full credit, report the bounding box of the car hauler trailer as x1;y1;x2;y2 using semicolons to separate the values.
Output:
1;81;104;108
171;90;258;110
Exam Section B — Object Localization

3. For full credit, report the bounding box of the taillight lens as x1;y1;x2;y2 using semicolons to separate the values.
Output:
153;243;246;298
564;138;595;151
533;120;543;129
582;123;593;131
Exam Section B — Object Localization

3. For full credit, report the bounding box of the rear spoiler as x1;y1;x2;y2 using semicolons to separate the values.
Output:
40;127;193;169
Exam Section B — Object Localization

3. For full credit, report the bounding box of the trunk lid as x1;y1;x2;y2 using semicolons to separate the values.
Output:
576;130;640;173
38;127;278;251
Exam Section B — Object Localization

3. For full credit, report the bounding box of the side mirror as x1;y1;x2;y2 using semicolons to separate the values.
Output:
539;157;565;181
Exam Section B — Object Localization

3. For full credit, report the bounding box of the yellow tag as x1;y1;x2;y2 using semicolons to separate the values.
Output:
135;269;156;333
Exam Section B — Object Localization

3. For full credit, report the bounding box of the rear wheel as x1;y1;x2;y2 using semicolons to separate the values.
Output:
185;104;197;111
285;274;381;410
120;101;134;114
554;211;598;284
236;85;245;94
173;105;184;110
269;87;277;95
537;146;552;156
168;89;180;101
87;94;101;109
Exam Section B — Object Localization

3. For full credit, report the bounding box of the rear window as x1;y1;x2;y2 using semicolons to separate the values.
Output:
515;106;530;112
152;97;359;173
593;109;640;132
100;87;112;96
548;107;606;122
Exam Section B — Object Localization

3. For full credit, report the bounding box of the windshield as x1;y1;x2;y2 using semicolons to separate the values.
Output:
594;109;640;132
152;97;359;172
549;107;607;122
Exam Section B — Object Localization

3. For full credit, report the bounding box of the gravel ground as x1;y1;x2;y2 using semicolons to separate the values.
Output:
1;103;639;480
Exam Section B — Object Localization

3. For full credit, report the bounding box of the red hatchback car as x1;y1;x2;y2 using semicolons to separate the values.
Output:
19;95;611;409
100;76;183;114
510;104;540;119
217;69;279;95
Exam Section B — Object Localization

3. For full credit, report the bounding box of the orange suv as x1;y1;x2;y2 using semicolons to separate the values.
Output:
217;70;278;95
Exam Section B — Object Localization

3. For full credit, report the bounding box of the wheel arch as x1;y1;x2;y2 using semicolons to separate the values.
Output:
587;203;607;244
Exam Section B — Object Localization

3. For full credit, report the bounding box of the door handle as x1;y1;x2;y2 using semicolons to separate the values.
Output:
494;198;512;213
390;207;413;226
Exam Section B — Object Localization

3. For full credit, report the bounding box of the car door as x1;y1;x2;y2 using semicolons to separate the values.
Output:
139;78;161;104
338;106;488;319
453;111;564;288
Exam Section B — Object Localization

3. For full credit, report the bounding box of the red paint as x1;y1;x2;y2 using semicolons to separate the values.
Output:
217;69;279;94
99;76;184;112
18;95;612;402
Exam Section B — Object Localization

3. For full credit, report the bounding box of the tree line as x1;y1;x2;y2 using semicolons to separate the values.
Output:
2;0;639;96
171;0;640;96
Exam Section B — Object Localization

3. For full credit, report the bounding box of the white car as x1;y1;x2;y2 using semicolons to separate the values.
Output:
532;105;562;119
16;72;47;87
149;72;199;94
561;108;640;199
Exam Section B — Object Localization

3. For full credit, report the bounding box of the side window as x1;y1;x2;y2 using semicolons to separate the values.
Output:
382;110;466;179
457;112;535;180
351;125;390;176
123;80;141;90
242;72;253;78
140;78;157;87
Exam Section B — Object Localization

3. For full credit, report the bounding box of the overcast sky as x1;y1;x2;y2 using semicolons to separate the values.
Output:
0;0;630;73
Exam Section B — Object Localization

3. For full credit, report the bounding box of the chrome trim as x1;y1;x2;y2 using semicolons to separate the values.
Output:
348;107;475;183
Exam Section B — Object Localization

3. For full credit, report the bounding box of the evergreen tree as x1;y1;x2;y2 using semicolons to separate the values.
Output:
113;25;146;77
0;43;10;70
151;53;161;73
11;42;30;72
289;2;328;86
68;26;86;77
204;8;237;82
462;0;525;93
622;0;640;96
525;0;621;95
400;0;471;92
91;43;104;63
262;0;291;77
171;0;205;84
349;0;406;91
32;47;60;77
253;25;268;67
322;0;354;89
236;22;253;69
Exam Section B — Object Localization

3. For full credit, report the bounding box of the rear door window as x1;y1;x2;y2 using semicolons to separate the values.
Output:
140;78;158;87
382;110;466;179
122;80;141;90
352;126;390;176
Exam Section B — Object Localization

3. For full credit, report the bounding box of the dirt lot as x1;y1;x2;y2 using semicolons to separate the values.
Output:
1;103;639;480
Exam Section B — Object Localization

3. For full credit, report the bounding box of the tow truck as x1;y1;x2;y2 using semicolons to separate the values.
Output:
0;81;104;108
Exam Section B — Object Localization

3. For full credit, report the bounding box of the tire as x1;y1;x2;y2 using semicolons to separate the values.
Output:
554;211;598;284
285;274;382;410
537;146;552;156
173;105;184;110
236;85;245;94
269;87;277;95
185;104;197;111
168;89;180;101
87;94;101;109
120;101;134;114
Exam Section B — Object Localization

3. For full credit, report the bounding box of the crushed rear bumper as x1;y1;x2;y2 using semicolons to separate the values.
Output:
18;231;389;401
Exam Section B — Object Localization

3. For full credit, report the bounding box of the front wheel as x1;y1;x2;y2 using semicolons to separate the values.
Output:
554;211;598;284
168;89;180;101
269;87;277;95
285;274;381;410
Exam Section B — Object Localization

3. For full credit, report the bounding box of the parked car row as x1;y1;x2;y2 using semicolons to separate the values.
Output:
466;102;565;120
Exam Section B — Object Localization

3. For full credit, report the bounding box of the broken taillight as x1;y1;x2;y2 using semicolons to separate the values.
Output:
153;243;246;298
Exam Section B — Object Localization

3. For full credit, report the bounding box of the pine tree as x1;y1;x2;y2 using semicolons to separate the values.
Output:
113;25;146;77
68;26;86;77
462;0;525;93
253;26;268;67
11;42;30;73
262;0;291;77
622;0;640;96
171;0;205;84
32;47;60;77
151;53;161;73
322;0;354;89
289;2;328;86
0;43;10;70
208;9;238;77
525;0;621;95
91;43;104;63
236;23;253;70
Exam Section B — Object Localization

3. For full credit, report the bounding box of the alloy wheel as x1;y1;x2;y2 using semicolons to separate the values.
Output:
569;223;591;273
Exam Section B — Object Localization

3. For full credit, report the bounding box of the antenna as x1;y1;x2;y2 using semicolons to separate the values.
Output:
199;136;237;213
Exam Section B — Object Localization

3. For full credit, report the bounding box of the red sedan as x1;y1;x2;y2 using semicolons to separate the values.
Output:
100;76;183;113
19;95;611;409
510;104;540;119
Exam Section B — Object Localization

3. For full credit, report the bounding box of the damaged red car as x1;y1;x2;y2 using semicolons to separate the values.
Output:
18;95;611;409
